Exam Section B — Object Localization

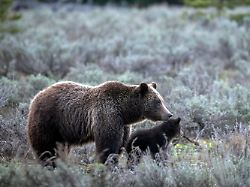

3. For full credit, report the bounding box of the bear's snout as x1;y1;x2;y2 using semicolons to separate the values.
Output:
160;104;173;120
161;113;173;121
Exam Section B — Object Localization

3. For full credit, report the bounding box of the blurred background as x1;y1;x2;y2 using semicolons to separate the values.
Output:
0;1;250;186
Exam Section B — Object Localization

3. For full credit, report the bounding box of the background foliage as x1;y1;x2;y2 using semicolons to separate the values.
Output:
0;1;250;186
36;0;250;7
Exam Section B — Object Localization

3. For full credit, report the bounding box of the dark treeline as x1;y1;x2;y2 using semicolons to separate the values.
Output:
37;0;185;5
13;0;250;7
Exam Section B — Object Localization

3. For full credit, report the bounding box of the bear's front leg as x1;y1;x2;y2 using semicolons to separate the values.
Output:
149;144;160;160
94;122;124;163
119;126;131;154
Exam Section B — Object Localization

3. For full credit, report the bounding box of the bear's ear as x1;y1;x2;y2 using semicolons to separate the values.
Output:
138;82;148;95
150;82;157;89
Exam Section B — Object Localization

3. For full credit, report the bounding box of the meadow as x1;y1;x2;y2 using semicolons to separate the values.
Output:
0;3;250;187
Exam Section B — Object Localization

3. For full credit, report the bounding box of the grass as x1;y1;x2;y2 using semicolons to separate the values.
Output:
1;134;249;187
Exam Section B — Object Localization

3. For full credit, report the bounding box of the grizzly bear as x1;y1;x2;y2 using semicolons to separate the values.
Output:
126;117;181;164
27;81;173;165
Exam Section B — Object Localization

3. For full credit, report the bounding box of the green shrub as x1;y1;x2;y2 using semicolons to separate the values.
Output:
38;0;185;6
173;161;213;187
230;13;250;24
17;74;55;103
212;157;250;186
36;0;250;6
184;0;214;8
66;64;144;85
184;0;250;8
0;0;13;22
0;0;21;35
0;77;19;107
0;75;54;107
65;64;110;85
0;161;91;187
134;158;175;187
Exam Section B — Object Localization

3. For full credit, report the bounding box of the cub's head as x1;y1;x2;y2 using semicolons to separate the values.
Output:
161;117;181;138
135;82;172;121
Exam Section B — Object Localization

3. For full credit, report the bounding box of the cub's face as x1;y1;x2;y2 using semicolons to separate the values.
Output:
136;82;172;121
161;118;181;141
165;118;181;134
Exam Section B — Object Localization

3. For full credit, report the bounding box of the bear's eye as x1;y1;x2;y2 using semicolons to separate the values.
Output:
156;100;161;105
155;100;161;107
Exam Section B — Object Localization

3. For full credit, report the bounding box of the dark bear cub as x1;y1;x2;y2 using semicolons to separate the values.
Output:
126;118;181;165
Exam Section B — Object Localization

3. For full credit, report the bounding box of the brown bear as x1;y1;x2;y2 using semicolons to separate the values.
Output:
126;117;181;165
27;81;172;165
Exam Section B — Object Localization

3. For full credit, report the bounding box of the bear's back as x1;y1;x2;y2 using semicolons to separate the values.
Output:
28;82;96;144
31;81;92;106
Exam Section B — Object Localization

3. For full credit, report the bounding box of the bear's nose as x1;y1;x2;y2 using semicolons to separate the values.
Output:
168;113;173;118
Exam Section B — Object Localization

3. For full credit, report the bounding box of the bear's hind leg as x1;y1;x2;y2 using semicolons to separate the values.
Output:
36;146;57;168
32;132;58;167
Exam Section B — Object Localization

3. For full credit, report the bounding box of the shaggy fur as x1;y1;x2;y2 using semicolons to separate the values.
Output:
27;81;172;165
126;118;181;161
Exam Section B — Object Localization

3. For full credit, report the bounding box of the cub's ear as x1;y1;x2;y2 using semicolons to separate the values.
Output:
136;82;148;95
150;82;157;89
176;117;181;123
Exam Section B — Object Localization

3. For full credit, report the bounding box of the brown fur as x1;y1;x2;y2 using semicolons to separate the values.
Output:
27;81;172;165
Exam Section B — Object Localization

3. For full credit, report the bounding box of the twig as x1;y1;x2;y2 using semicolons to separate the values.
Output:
182;135;200;146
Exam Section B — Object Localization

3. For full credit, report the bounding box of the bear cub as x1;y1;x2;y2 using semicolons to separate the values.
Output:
126;117;181;162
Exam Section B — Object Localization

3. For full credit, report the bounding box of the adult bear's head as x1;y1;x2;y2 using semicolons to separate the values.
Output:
135;82;173;121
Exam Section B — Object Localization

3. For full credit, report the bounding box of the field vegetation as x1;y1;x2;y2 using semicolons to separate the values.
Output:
0;1;250;186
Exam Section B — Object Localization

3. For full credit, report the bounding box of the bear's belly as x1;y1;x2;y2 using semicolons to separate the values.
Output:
57;119;94;145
